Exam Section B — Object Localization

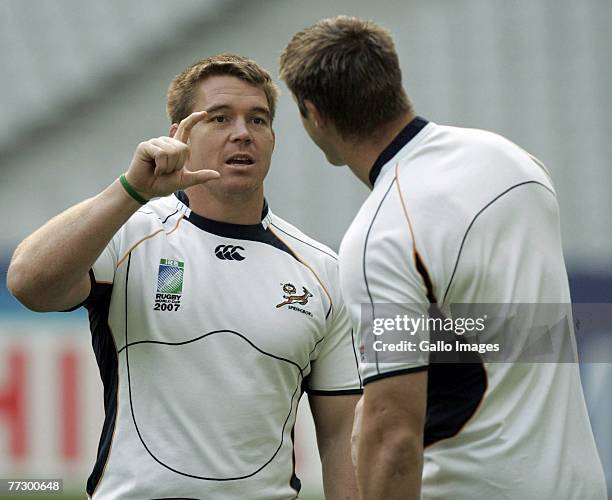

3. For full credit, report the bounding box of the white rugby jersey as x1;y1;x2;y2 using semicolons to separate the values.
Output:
78;192;362;499
339;118;607;499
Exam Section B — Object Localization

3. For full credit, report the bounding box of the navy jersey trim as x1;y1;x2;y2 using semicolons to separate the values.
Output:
120;329;308;365
85;278;117;496
176;191;267;237
442;181;556;303
369;116;429;186
325;303;333;319
161;209;179;224
350;328;363;389
175;192;297;258
289;388;305;496
415;253;438;304
301;336;326;373
306;388;364;396
363;365;428;386
289;424;301;495
424;361;487;447
423;308;487;447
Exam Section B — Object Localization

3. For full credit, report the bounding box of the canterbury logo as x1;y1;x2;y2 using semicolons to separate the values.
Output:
215;245;245;261
276;283;313;308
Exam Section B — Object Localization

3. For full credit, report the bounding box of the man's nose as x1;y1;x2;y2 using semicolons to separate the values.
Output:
230;118;251;143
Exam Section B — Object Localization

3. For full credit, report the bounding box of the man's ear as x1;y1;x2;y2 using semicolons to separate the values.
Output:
304;100;326;128
169;123;178;138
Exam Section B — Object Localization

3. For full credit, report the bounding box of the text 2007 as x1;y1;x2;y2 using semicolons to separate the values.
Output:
154;303;181;311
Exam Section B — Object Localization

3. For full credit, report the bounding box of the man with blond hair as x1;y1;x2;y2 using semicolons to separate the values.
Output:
7;54;361;499
280;16;607;500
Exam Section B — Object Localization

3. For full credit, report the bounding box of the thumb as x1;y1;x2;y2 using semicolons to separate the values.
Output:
181;169;221;188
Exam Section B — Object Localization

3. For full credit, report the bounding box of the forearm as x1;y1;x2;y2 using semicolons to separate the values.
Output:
7;179;139;310
320;435;359;500
357;425;422;499
310;394;360;500
8;111;220;312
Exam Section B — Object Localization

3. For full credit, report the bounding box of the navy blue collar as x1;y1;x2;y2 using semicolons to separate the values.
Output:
368;116;429;186
173;192;298;259
175;191;271;240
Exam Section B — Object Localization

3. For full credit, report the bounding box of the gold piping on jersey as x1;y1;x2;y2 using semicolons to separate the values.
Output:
394;163;438;304
116;215;184;268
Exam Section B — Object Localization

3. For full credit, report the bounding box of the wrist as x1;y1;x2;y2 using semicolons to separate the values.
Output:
119;174;149;205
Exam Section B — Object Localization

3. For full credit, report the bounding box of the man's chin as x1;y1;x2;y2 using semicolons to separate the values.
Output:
214;180;263;198
325;153;346;167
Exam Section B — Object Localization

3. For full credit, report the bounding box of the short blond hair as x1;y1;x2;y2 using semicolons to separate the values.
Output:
280;16;412;139
167;54;279;124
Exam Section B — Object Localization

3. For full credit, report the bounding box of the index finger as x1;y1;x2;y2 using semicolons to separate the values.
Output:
175;111;207;144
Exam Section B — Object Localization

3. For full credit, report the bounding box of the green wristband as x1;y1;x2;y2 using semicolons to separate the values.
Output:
119;174;148;205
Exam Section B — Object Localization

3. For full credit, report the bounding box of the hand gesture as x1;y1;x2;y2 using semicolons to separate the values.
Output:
124;111;219;199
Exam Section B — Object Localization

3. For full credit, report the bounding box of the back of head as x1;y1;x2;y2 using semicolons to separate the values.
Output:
167;53;279;125
280;16;412;140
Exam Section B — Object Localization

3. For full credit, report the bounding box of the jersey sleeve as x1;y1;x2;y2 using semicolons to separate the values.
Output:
359;294;431;386
60;233;118;312
356;187;432;385
306;267;363;395
91;239;118;284
83;232;119;306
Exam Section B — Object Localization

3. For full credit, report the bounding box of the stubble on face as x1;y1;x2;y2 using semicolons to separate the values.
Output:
186;76;275;200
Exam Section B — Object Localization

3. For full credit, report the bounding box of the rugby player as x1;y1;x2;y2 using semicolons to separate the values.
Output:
280;16;607;500
8;54;362;499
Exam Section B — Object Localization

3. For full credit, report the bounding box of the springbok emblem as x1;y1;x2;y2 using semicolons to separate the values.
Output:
276;283;313;308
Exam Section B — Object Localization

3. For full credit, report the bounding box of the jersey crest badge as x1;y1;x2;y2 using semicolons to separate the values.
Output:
154;258;184;312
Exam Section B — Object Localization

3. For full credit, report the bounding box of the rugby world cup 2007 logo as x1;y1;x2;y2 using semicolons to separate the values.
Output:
154;258;184;312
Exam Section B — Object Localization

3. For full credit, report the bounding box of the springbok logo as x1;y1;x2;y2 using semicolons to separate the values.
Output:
276;283;313;308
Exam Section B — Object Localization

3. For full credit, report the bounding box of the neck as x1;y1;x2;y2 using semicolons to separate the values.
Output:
342;110;416;188
184;185;265;225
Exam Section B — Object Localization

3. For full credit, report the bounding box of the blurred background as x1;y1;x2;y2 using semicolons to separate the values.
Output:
0;0;610;498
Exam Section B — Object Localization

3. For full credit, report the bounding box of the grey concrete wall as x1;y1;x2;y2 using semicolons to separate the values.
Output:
1;0;610;272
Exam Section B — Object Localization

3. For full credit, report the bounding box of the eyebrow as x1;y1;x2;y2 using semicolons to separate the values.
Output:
205;104;271;119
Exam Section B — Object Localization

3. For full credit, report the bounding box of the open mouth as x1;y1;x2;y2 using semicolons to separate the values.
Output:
225;154;255;166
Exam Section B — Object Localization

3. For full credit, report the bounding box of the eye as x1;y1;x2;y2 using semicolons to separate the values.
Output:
252;117;268;125
211;115;227;123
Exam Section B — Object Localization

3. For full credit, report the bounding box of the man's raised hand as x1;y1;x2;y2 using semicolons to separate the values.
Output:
124;111;220;200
